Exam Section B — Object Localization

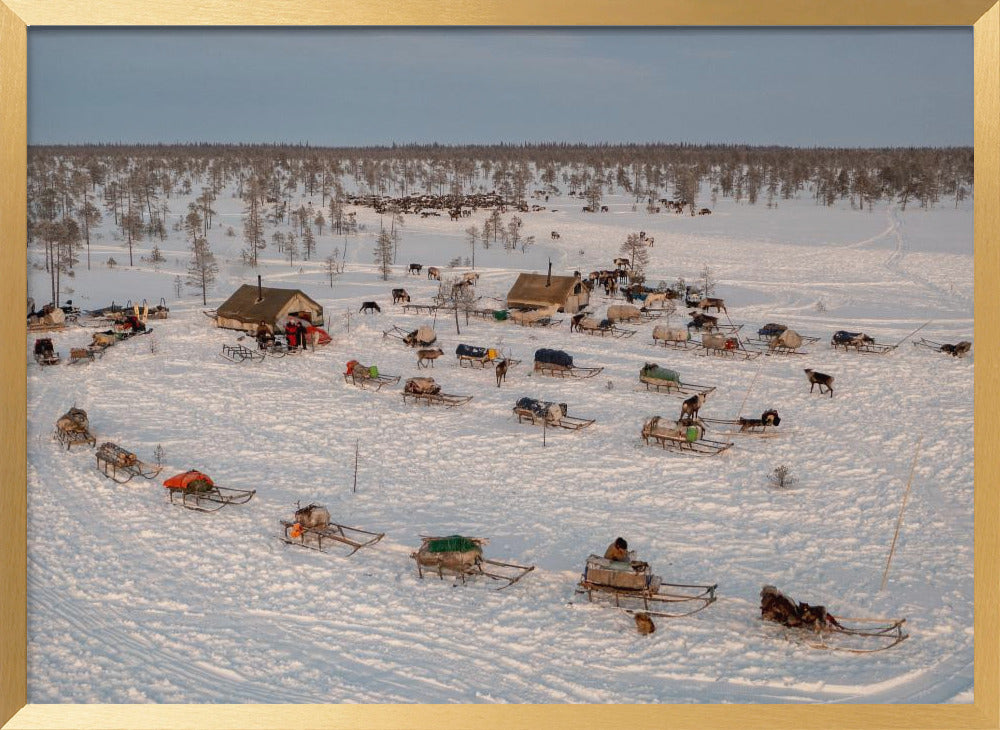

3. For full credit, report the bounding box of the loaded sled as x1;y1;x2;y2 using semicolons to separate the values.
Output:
384;325;438;348
760;585;907;653
913;338;972;358
697;333;760;360
533;349;603;379
279;503;384;555
513;398;595;430
402;377;472;407
746;324;817;355
577;553;717;618
411;535;535;589
701;409;782;437
651;325;700;350
163;470;255;512
508;307;563;328
54;407;96;450
641;416;733;455
639;364;715;398
95;442;163;484
33;338;61;366
831;330;895;355
574;315;636;339
455;344;519;369
344;360;400;390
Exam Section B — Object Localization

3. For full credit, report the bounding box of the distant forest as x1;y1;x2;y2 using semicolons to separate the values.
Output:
26;143;973;304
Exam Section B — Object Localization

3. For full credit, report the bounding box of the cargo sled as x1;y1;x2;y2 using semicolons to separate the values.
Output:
220;343;265;363
411;535;535;589
54;407;96;450
279;503;384;555
913;338;972;358
577;554;717;618
533;348;603;378
384;325;438;347
513;398;595;430
641;416;733;455
760;585;907;653
638;364;715;398
698;333;760;360
163;470;255;512
651;325;700;350
344;360;400;390
574;315;636;339
27;304;68;333
508;306;563;328
95;442;163;484
831;330;895;355
33;337;61;366
701;409;782;437
402;377;472;407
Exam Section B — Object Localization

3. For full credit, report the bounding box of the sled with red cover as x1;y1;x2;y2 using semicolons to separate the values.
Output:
163;470;255;512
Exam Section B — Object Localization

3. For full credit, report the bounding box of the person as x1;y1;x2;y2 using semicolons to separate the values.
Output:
285;320;298;349
296;321;308;351
604;537;629;562
256;320;273;350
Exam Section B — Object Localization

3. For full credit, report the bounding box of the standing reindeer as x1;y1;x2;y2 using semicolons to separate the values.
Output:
804;369;834;397
495;358;510;387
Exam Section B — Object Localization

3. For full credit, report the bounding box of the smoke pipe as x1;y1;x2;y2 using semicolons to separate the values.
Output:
257;274;263;303
546;259;552;287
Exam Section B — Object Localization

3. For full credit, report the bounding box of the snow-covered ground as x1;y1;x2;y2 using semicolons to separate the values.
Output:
26;185;974;703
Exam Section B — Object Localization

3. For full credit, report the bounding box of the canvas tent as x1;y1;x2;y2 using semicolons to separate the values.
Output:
505;273;589;314
215;284;324;333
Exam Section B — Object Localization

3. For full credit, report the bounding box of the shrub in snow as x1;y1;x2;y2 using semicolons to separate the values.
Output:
768;465;796;489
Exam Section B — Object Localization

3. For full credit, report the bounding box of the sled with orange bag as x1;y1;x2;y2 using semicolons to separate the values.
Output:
162;470;255;512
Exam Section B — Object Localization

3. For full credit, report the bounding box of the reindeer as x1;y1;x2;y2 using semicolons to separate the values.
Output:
600;205;609;213
417;348;444;368
687;311;718;331
551;231;561;240
359;301;381;314
495;357;510;387
698;297;727;314
804;369;834;397
698;208;712;215
680;393;706;422
392;288;410;304
570;312;587;333
613;257;631;270
461;271;480;285
427;266;441;280
408;263;423;275
449;209;461;221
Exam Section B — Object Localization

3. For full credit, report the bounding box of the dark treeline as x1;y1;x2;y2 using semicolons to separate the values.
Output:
26;142;973;305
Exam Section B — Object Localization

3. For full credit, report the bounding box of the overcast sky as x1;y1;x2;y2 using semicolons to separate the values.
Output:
27;27;972;148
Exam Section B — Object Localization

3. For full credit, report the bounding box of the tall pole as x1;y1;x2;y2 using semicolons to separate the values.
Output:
881;436;924;591
353;439;359;494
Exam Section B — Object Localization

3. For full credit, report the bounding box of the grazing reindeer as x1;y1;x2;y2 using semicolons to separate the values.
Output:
551;231;561;240
600;205;609;213
359;301;381;314
680;393;706;422
427;266;441;281
416;348;444;368
495;357;510;387
392;288;410;304
698;208;712;215
941;341;972;357
408;263;423;275
804;368;834;397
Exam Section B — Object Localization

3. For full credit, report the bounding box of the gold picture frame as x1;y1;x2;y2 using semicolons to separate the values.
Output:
1;2;997;728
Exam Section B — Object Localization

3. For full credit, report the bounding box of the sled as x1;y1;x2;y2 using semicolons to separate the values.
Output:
344;368;401;391
383;325;438;347
830;331;896;355
33;345;61;366
411;535;535;590
279;518;385;555
641;417;733;455
95;442;163;484
639;375;716;398
697;342;761;360
402;390;473;407
793;617;909;653
513;401;595;430
576;320;636;338
54;427;96;450
687;321;743;335
220;343;265;363
512;315;563;328
576;554;717;619
912;338;972;358
532;361;604;379
701;415;782;437
53;408;95;450
163;470;255;512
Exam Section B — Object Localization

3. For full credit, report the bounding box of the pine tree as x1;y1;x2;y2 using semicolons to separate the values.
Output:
186;237;218;306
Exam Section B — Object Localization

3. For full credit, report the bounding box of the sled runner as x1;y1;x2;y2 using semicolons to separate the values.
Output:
760;585;907;653
411;535;535;589
95;442;163;484
913;338;972;358
220;343;265;363
402;377;472;407
344;360;400;390
533;348;603;378
279;503;384;555
513;398;595;430
577;554;717;619
54;407;96;450
638;364;716;398
163;470;255;512
641;416;733;455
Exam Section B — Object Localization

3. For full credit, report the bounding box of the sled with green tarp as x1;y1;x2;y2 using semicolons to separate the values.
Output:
411;535;535;589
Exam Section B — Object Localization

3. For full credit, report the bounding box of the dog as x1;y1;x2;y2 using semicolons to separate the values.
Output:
804;368;834;397
416;348;444;368
634;612;656;635
359;301;381;314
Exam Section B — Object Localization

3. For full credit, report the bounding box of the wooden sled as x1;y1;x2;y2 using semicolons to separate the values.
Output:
533;361;604;379
701;416;781;437
577;322;636;338
166;484;256;512
513;405;595;431
411;535;535;590
401;303;442;315
794;617;909;653
513;316;563;328
576;555;717;619
345;370;401;391
831;333;896;355
639;375;715;398
402;390;473;407
913;338;972;358
279;519;385;555
641;417;733;455
220;344;265;363
95;442;163;484
697;343;761;360
54;427;96;450
383;325;437;347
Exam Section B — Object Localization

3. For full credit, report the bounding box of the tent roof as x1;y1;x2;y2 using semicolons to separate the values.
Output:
216;284;322;323
506;273;580;306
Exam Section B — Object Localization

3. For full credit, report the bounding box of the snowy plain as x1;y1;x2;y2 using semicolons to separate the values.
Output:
25;184;974;704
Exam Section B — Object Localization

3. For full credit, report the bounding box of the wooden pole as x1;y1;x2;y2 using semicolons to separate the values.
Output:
881;436;924;591
894;320;931;348
736;360;764;419
353;439;359;494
